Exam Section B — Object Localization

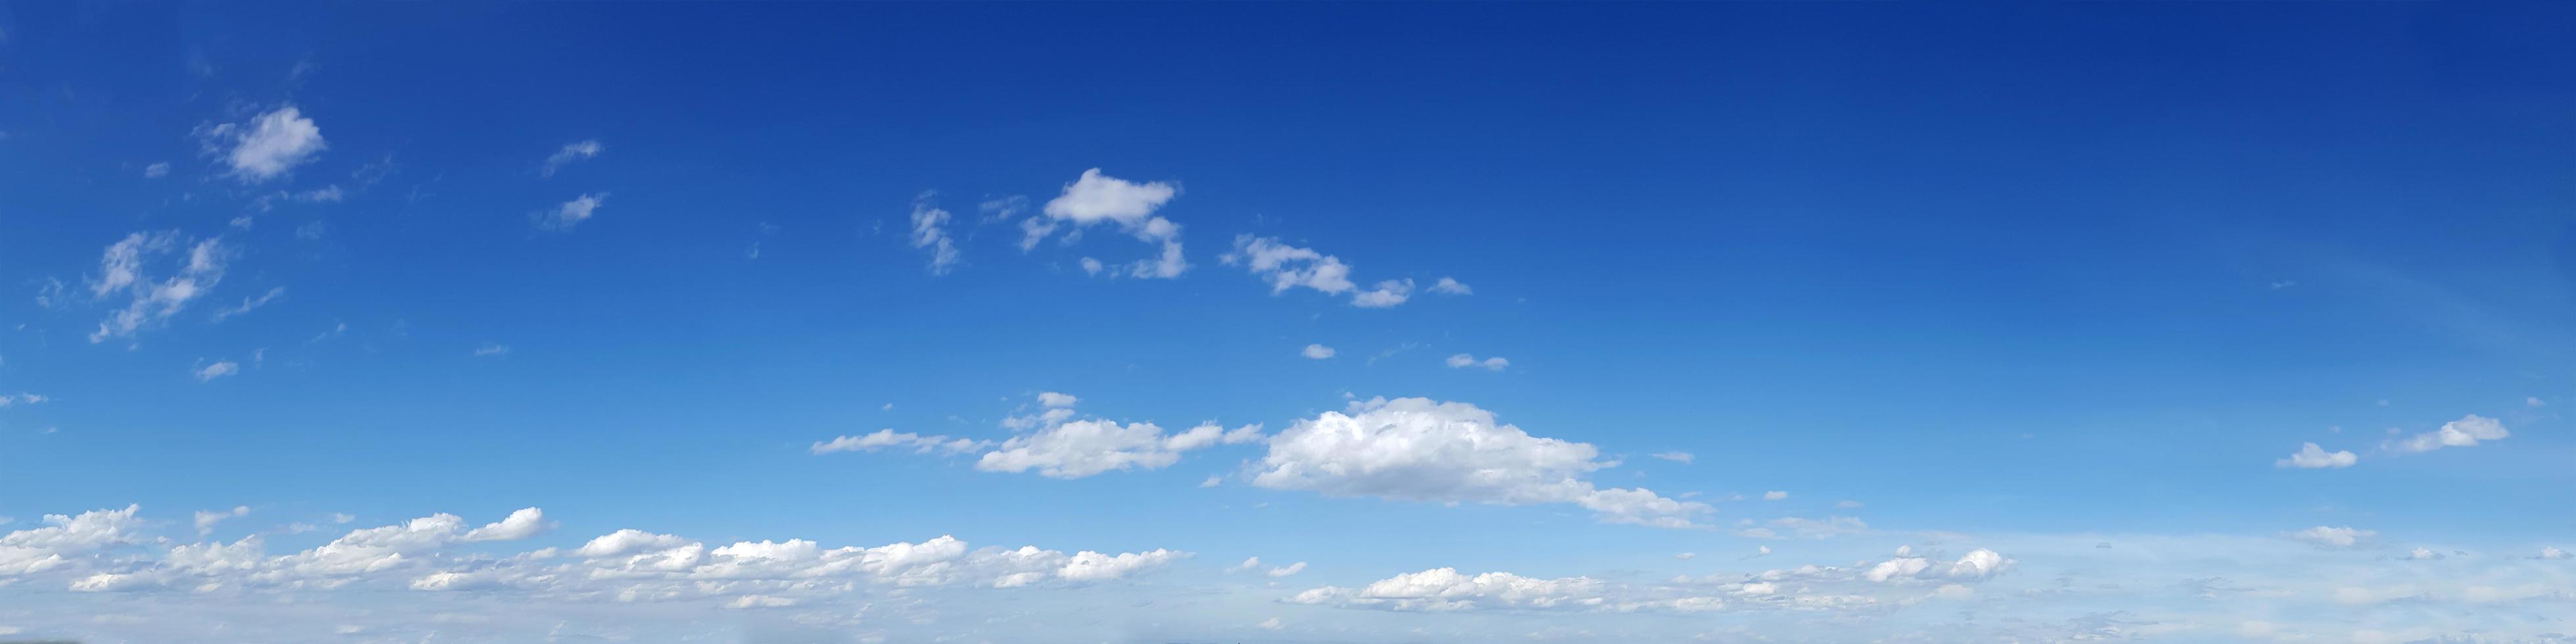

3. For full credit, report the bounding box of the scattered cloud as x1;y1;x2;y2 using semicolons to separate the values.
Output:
909;193;961;275
1351;279;1414;308
193;506;249;536
1024;169;1185;279
194;361;240;382
811;429;987;455
1650;451;1693;464
1762;491;1789;501
1249;397;1709;528
143;162;171;178
2383;415;2508;455
196;105;327;183
1445;354;1508;371
472;343;511;357
210;287;286;322
1267;561;1306;578
2286;526;2378;550
2275;443;2357;469
85;231;231;343
540;139;603;177
536;193;607;231
1300;344;1335;359
1430;277;1473;296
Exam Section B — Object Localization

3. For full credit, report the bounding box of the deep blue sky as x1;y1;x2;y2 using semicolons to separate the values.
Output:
1;4;2571;643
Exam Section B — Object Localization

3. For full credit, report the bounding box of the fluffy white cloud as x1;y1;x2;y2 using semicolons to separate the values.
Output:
1024;169;1186;279
2276;442;2357;469
1249;397;1709;528
1860;548;2013;584
537;193;607;231
1;505;143;577
1300;344;1335;359
143;162;171;178
909;193;961;275
810;428;987;455
193;506;248;535
1445;354;1508;371
85;231;229;343
2287;526;2378;550
1228;236;1355;295
1267;561;1307;578
197;106;326;183
460;507;547;541
1762;491;1789;501
540;139;603;177
1037;392;1078;407
1351;279;1414;308
2383;415;2508;454
1430;277;1473;295
2541;547;2568;560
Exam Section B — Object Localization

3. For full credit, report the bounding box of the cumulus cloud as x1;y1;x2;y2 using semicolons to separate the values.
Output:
143;162;172;178
1859;548;2014;584
1300;344;1335;359
1267;561;1307;578
2383;415;2508;454
196;106;326;183
2287;526;2379;550
85;231;230;343
460;508;548;541
2276;442;2357;469
909;193;961;275
1445;354;1508;371
1248;397;1709;528
1;505;144;578
1430;277;1473;295
194;360;241;381
540;139;603;177
1351;279;1414;308
1762;491;1789;501
1025;169;1186;279
536;193;607;231
1223;236;1444;308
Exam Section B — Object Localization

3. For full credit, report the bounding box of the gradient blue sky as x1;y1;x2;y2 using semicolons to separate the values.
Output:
3;3;2573;643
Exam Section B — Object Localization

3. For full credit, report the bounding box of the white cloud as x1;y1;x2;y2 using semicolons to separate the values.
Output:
1444;354;1508;371
1249;397;1709;528
2383;415;2508;454
0;505;143;577
1230;557;1262;572
1860;548;2015;584
1350;279;1414;308
210;286;286;322
1650;451;1693;464
1288;568;1607;612
2540;547;2567;560
197;105;326;183
811;429;987;455
143;162;171;178
86;232;230;343
2275;442;2357;469
1762;491;1789;501
193;506;248;535
977;419;1258;479
536;193;607;231
1026;169;1187;279
1267;561;1306;578
2528;397;2546;407
472;343;511;357
461;507;547;541
0;392;43;408
2287;526;2378;550
1836;500;1864;509
1430;277;1473;295
1037;392;1078;408
1300;344;1335;359
540;139;603;177
909;193;961;275
2403;547;2444;561
1227;236;1356;295
1256;617;1282;630
195;361;240;381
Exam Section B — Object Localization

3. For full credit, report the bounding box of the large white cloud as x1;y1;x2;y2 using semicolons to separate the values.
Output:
977;419;1260;478
197;105;327;183
1248;397;1709;528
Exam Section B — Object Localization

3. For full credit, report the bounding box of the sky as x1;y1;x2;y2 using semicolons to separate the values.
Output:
1;3;2573;643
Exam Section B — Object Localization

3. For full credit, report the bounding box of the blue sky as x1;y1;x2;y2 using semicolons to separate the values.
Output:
3;3;2573;643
